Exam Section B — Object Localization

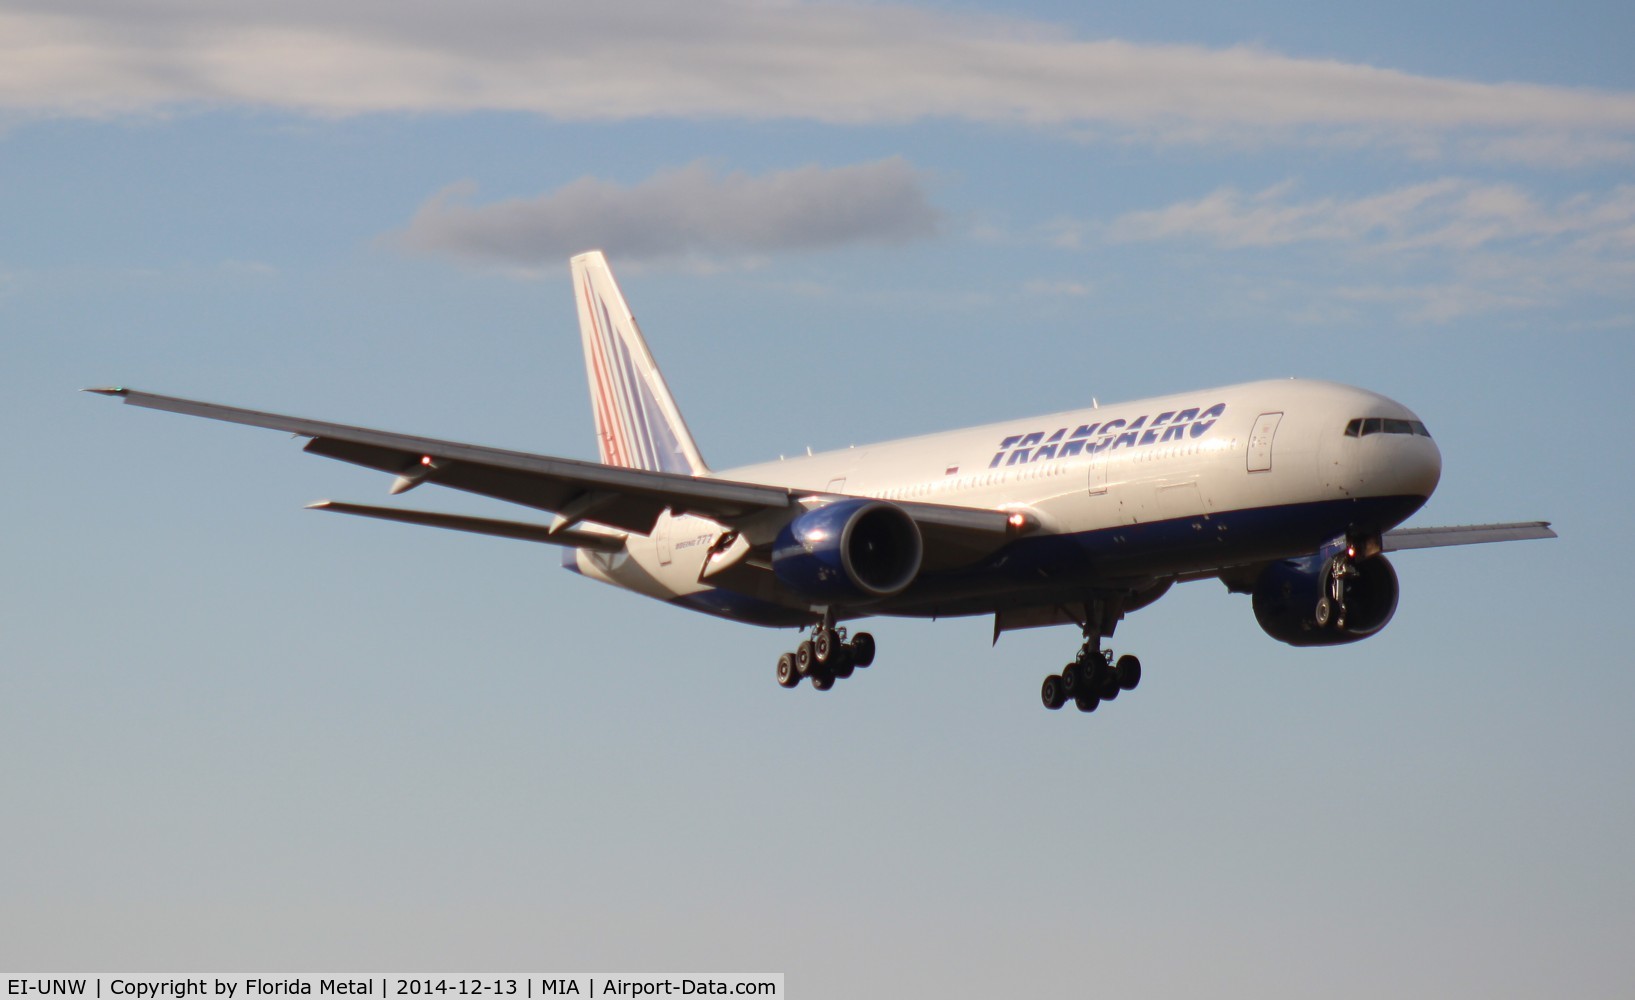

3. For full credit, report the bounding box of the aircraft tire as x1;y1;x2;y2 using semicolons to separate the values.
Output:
833;647;855;679
814;628;838;664
851;632;876;668
811;672;835;692
1099;671;1121;701
796;640;816;676
1116;654;1142;691
776;653;800;688
1041;675;1066;710
1074;689;1100;713
1060;664;1080;696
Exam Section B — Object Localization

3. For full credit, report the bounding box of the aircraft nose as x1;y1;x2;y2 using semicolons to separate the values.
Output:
1404;435;1442;499
1375;433;1442;501
1330;422;1442;503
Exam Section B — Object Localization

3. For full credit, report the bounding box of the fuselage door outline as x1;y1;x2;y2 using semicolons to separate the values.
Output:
1247;412;1284;473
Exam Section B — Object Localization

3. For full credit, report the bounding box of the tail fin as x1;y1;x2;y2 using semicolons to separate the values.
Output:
571;251;709;476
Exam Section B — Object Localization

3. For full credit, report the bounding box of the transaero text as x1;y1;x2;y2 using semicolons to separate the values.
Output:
988;403;1227;468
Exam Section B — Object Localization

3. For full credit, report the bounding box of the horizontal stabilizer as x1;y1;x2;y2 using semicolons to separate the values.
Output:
1382;521;1556;551
307;500;625;551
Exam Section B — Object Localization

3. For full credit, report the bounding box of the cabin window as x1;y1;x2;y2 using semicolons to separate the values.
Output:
1345;417;1434;438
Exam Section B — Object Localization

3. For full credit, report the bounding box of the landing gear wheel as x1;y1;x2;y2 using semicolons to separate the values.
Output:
814;628;839;664
1085;657;1110;692
850;632;875;668
1115;654;1142;691
832;647;855;679
796;640;816;676
776;652;800;688
1315;596;1333;627
1041;675;1066;710
811;672;835;692
1043;602;1144;714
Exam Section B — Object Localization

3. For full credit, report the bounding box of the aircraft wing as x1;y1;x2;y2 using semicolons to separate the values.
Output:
88;388;1017;552
1382;521;1557;551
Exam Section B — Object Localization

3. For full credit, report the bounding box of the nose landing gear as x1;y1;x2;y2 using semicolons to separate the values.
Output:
1315;548;1361;630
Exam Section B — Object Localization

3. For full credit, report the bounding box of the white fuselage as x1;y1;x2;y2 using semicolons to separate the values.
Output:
570;378;1443;626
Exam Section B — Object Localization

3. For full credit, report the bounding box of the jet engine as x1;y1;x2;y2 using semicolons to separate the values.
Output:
1251;551;1399;646
772;499;923;603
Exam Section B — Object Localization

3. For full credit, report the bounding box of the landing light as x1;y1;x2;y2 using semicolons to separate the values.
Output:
1005;511;1039;534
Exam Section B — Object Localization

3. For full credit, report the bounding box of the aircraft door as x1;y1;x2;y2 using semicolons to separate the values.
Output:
1247;412;1283;473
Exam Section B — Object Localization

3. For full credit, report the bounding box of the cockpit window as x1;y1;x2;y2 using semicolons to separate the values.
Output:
1344;417;1433;438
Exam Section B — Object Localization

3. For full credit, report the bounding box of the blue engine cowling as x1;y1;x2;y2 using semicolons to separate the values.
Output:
772;499;923;603
1252;551;1399;646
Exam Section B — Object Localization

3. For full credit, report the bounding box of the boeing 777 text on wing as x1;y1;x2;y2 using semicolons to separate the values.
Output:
90;251;1555;715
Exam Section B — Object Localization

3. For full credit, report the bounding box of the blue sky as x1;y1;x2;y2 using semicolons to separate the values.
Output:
3;1;1630;995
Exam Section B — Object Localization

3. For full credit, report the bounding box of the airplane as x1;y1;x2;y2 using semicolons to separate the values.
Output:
89;250;1555;714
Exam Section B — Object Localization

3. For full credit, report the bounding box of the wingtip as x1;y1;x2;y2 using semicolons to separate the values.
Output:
83;386;129;396
304;500;336;511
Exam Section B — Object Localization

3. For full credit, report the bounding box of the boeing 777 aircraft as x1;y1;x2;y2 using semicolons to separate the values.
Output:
90;251;1554;714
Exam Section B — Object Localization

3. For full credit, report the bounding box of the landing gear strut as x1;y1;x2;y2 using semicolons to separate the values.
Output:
1315;550;1360;630
1042;615;1142;714
774;609;874;692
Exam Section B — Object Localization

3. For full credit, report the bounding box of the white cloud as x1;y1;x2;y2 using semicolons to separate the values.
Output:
1101;179;1635;323
390;159;940;266
1108;180;1635;253
1331;283;1544;325
2;1;1632;161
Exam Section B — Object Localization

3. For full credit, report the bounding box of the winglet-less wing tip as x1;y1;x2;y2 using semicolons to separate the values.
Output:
83;386;129;396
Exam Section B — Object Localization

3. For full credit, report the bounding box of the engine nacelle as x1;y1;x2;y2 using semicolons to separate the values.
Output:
1252;552;1399;646
772;499;923;603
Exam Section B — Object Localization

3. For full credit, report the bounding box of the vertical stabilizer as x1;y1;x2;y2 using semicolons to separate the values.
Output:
571;251;710;476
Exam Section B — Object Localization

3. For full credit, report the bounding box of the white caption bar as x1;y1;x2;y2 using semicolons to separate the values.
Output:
3;977;783;1000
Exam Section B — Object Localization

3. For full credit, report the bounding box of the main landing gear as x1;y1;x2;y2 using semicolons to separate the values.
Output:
1040;627;1142;714
775;611;875;692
